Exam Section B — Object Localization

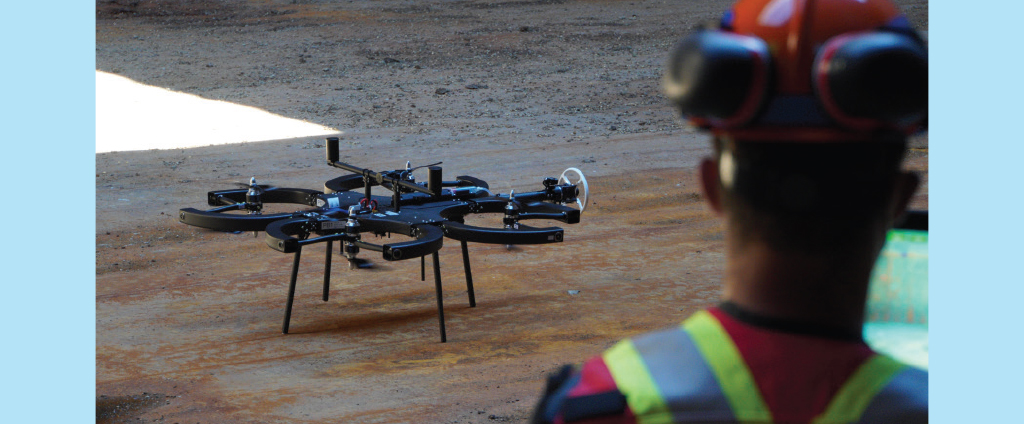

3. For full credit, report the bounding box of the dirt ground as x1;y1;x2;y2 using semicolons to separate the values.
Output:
95;1;929;423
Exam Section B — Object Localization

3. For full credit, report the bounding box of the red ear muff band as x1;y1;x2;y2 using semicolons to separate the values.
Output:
814;32;928;131
664;31;771;127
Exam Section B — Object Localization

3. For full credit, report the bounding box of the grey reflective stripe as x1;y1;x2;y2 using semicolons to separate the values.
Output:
543;372;582;422
631;327;738;423
856;366;928;424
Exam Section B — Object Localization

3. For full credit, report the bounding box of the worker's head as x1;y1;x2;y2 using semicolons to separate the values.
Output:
698;137;918;254
664;0;925;254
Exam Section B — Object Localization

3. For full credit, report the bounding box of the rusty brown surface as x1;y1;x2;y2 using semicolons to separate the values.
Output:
96;1;928;422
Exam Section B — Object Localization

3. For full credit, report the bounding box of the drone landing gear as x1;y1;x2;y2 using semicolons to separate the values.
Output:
281;240;478;343
431;252;446;343
323;240;333;301
461;240;477;308
419;240;476;306
282;244;304;335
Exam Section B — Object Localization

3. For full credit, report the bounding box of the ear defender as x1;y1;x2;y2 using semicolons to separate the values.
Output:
813;31;928;132
663;30;772;128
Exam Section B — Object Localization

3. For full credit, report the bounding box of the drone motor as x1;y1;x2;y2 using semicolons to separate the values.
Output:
344;205;363;269
245;177;264;215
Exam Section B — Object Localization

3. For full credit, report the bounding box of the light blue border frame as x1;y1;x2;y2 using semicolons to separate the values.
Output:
4;1;1011;421
1;2;96;420
931;1;1020;422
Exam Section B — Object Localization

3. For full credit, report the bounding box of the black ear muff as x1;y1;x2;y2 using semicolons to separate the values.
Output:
813;31;927;131
664;30;772;128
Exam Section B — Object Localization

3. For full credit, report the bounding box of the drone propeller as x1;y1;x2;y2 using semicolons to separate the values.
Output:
405;161;443;172
232;176;276;190
558;167;589;212
231;182;276;190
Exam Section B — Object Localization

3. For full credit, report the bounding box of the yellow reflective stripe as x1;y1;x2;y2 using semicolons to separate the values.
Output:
683;310;773;423
812;354;906;424
602;339;674;424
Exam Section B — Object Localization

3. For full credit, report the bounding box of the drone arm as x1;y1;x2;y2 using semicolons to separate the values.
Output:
471;184;578;207
503;187;578;205
452;198;580;224
208;203;245;213
324;138;434;197
208;193;240;206
328;160;435;197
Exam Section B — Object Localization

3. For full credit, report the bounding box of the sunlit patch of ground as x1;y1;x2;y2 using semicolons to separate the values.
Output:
96;71;339;153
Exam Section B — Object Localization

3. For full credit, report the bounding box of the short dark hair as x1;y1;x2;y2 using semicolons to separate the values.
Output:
714;135;907;253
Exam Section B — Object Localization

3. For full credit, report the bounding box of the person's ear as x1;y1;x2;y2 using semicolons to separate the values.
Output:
891;171;920;219
699;157;725;216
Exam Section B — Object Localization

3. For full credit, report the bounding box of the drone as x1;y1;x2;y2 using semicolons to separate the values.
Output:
179;137;589;342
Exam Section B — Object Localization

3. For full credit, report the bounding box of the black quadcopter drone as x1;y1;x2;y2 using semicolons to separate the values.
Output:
178;137;589;342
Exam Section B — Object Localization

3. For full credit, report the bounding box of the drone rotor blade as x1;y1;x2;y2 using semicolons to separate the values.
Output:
407;161;443;172
558;167;589;212
233;182;276;190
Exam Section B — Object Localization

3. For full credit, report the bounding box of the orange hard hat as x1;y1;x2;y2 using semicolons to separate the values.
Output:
664;0;927;141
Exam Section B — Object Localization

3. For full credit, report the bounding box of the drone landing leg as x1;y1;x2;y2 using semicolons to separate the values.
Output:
460;240;476;308
322;240;332;302
432;252;447;343
283;246;303;334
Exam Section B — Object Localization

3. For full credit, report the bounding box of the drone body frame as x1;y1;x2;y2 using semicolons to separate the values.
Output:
178;137;587;342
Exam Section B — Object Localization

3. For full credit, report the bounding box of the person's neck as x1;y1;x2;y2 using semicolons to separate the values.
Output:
720;240;878;340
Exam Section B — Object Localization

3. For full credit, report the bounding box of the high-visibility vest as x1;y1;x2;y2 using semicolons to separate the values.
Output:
601;310;927;424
